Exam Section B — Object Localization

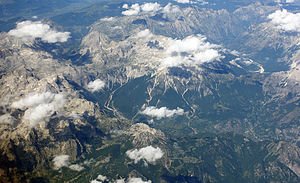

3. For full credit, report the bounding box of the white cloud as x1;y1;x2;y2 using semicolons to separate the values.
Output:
90;174;107;183
122;4;129;9
100;17;115;21
174;0;209;5
162;35;221;68
121;2;191;16
91;180;101;183
136;29;153;38
122;3;141;16
68;164;85;171
122;3;161;16
0;114;15;125
175;0;191;3
162;3;181;14
126;146;163;164
52;155;70;170
127;178;151;183
11;92;65;127
275;0;295;3
83;159;95;166
8;21;70;43
268;9;300;33
97;175;107;181
87;79;106;92
134;30;221;69
141;2;161;12
140;106;185;119
11;92;56;109
115;179;126;183
91;176;151;183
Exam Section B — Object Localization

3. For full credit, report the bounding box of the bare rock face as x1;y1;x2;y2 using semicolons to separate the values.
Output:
126;123;166;147
0;33;114;181
267;141;300;177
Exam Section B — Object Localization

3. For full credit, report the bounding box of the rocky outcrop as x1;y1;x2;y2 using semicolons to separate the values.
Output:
0;33;126;181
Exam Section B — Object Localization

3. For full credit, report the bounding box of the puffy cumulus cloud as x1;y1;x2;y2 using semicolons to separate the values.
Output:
68;164;85;171
134;30;221;69
122;3;141;16
162;35;221;68
122;2;161;16
136;29;154;38
121;2;183;16
141;2;161;12
8;21;70;43
11;92;65;127
127;178;151;183
87;79;106;92
52;155;70;170
126;146;164;164
268;9;300;33
140;106;185;119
